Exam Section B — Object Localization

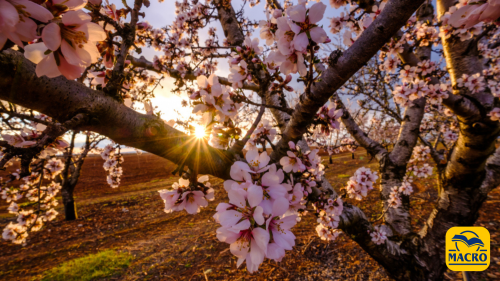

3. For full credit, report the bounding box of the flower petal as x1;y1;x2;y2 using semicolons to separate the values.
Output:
36;53;62;78
253;206;265;225
272;197;289;217
0;0;19;28
62;10;91;26
247;184;263;207
287;4;306;22
76;22;106;42
57;54;85;80
24;42;48;64
309;26;327;44
42;23;61;51
308;2;326;24
18;0;53;22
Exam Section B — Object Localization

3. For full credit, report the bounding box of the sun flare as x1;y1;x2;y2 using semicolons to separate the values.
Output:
194;125;207;138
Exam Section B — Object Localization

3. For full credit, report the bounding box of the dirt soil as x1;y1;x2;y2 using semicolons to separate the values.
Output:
0;151;499;281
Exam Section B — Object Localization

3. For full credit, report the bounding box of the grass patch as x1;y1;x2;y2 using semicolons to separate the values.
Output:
337;174;351;178
41;249;132;281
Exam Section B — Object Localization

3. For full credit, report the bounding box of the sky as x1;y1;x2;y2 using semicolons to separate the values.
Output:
130;0;344;118
72;0;346;148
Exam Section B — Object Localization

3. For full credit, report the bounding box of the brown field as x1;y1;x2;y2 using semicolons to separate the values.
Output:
0;151;499;280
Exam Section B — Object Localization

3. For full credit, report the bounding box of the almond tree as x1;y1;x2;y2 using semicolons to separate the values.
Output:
57;131;105;220
0;0;499;280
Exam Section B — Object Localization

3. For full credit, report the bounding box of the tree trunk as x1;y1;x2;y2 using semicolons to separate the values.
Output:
61;184;77;220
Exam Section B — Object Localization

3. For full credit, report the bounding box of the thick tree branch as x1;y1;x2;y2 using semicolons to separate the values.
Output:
270;0;426;163
0;49;235;179
479;145;500;195
214;0;245;46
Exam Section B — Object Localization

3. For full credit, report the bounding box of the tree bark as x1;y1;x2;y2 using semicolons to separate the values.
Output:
61;184;77;221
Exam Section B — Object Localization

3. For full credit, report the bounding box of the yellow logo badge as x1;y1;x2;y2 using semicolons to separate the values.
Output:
446;227;490;271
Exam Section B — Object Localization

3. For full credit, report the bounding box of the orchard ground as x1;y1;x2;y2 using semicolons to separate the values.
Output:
0;150;499;281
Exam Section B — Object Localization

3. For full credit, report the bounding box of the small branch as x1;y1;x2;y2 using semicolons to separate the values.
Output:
337;99;387;161
243;97;294;115
104;0;144;97
128;55;260;92
229;101;266;154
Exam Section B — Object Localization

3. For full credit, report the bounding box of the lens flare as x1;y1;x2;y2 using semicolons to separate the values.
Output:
194;125;206;138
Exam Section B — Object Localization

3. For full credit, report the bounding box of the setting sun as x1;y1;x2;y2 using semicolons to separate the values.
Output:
194;125;207;138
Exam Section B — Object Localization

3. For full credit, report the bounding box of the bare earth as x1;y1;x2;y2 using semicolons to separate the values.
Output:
0;151;498;280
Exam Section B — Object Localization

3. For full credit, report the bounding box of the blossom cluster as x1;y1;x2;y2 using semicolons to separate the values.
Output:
212;140;333;272
345;167;379;201
247;119;277;149
314;196;343;241
315;103;343;136
257;1;331;77
388;145;433;209
101;144;124;188
190;74;242;128
0;114;72;245
392;60;450;107
158;176;214;214
16;0;107;80
214;149;297;272
369;225;388;245
328;2;387;47
2;163;63;245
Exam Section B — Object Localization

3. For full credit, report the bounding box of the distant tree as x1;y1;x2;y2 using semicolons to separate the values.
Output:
57;131;105;220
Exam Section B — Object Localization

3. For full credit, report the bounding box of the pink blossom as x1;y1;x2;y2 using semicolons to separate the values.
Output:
265;198;297;261
327;105;343;130
0;0;53;48
47;0;88;11
1;134;36;148
398;181;413;196
215;186;270;273
280;51;307;76
178;190;208;214
245;148;271;173
24;10;106;79
280;151;305;173
370;225;388;245
259;164;287;214
276;17;295;55
158;177;211;214
488;107;500;121
287;2;328;52
345;167;378;200
228;60;247;88
448;2;499;29
88;71;107;86
243;36;263;54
